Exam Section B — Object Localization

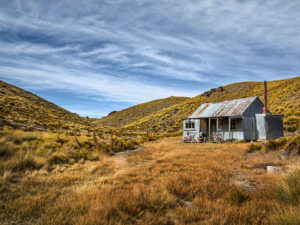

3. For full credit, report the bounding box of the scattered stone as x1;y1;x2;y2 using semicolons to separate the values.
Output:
202;86;224;97
108;110;117;116
279;150;289;159
217;86;224;92
183;201;193;207
78;158;85;164
172;108;179;115
232;173;258;192
58;167;66;172
89;165;99;174
267;166;282;173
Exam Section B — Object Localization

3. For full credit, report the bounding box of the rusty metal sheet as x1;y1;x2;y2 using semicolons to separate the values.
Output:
189;97;257;118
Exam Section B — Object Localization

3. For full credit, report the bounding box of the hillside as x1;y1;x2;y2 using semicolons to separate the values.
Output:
0;80;91;130
1;76;299;134
123;76;300;133
98;96;189;128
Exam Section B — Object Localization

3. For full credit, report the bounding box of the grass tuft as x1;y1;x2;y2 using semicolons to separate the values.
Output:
248;143;262;152
48;153;70;166
226;189;250;205
274;165;300;205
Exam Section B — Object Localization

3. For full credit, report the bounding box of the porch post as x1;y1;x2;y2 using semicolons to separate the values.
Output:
208;118;211;142
199;119;201;133
216;117;219;131
228;117;231;140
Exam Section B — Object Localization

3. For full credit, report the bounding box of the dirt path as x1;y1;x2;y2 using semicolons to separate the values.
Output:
112;147;144;176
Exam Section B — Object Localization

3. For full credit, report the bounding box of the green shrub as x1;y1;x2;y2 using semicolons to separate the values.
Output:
12;155;41;172
265;138;288;151
48;153;70;166
285;135;300;154
0;143;15;158
247;143;262;152
61;125;70;130
226;189;250;205
5;132;38;145
286;125;298;132
83;152;99;161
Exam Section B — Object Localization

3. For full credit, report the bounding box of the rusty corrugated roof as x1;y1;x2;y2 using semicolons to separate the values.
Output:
189;96;258;118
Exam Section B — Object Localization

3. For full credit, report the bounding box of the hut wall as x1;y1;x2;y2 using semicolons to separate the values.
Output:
242;117;257;140
220;119;244;140
182;119;200;140
255;114;284;139
265;115;284;139
243;97;264;116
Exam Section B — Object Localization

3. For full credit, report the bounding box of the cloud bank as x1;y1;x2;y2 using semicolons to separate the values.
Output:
0;0;299;116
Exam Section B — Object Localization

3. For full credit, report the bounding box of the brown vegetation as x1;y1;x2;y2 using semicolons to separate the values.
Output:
1;136;300;224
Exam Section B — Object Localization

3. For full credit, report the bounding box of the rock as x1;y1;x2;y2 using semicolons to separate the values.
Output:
108;110;117;116
217;86;224;92
267;166;281;173
78;158;85;164
88;165;99;174
172;108;179;115
202;91;211;97
183;201;193;207
58;167;66;172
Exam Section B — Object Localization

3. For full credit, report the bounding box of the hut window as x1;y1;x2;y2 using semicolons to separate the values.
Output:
230;120;236;130
185;121;195;129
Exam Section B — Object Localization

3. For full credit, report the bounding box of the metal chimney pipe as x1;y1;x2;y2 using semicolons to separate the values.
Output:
263;80;268;114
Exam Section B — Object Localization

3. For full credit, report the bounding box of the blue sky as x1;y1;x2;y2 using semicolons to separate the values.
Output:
0;0;299;117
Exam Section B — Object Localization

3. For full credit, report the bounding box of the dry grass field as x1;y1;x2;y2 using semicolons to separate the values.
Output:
1;136;300;225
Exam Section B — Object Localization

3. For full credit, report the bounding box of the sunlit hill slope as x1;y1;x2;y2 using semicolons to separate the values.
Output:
103;76;300;133
98;96;189;128
0;80;90;130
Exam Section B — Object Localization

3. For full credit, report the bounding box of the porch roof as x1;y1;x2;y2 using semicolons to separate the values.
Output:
187;96;257;119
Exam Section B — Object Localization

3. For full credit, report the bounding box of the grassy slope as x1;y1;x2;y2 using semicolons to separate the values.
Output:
98;96;189;128
0;80;90;130
124;76;300;133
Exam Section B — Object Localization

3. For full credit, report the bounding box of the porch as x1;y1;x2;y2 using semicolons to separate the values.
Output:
183;117;243;142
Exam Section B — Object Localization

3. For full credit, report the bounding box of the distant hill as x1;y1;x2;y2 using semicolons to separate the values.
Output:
98;96;189;128
0;80;91;130
1;76;299;134
122;76;300;133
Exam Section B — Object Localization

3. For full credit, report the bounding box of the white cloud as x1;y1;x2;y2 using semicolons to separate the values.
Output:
0;0;300;116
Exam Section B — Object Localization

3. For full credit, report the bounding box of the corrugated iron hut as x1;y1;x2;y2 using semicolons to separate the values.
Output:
183;81;284;142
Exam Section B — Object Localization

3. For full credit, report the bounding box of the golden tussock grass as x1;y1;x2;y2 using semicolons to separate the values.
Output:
1;136;300;224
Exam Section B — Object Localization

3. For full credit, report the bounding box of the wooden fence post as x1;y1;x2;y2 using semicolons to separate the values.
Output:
93;131;99;153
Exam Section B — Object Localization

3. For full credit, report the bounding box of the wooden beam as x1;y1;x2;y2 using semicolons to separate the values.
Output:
199;119;201;133
228;117;231;140
216;117;219;131
208;118;211;142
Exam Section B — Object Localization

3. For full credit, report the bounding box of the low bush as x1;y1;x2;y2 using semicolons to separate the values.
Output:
285;135;300;154
48;153;70;166
265;138;289;151
226;189;250;205
248;143;262;152
0;142;15;158
12;155;39;171
5;131;38;145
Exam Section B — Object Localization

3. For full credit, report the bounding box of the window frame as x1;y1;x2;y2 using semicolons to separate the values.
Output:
185;121;195;129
